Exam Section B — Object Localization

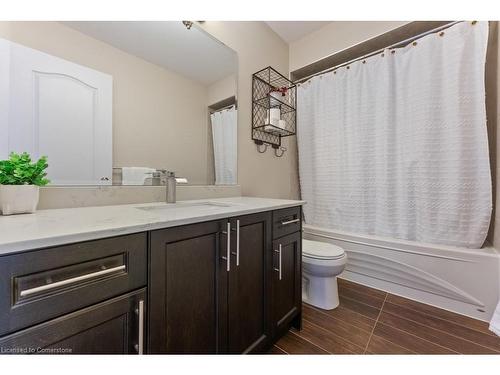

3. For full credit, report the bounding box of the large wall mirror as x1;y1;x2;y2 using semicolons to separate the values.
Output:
0;21;238;186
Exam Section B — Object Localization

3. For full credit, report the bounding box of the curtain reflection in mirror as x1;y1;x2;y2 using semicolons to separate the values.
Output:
210;106;237;185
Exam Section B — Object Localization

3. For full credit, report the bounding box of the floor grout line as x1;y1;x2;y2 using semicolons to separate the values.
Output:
341;280;497;338
365;333;418;354
287;330;331;354
272;343;289;354
376;296;460;354
385;298;500;340
299;317;365;353
380;307;500;354
338;289;387;309
374;320;460;354
306;303;376;334
343;284;500;353
363;292;388;354
338;281;388;301
272;280;498;355
338;295;384;320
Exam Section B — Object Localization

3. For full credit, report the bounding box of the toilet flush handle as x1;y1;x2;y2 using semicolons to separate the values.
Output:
274;244;282;280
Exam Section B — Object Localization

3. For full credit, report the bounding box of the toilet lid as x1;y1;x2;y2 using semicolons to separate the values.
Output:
302;239;345;260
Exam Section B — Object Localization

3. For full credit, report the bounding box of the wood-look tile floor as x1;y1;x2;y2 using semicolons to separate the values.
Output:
270;279;500;354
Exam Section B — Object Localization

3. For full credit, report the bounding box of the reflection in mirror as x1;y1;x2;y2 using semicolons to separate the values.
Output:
0;21;238;186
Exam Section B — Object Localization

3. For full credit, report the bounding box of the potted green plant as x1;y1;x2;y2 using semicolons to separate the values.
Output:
0;152;50;215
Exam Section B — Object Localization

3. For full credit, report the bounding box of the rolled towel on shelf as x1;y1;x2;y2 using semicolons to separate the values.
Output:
490;300;500;337
121;167;156;185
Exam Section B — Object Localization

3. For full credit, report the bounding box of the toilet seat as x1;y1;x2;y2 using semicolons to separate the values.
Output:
303;239;345;260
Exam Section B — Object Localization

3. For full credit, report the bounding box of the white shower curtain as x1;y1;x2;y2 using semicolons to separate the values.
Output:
297;21;491;248
211;106;237;185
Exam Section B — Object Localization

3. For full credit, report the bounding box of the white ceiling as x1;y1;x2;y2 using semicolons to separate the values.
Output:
266;21;331;43
62;21;237;86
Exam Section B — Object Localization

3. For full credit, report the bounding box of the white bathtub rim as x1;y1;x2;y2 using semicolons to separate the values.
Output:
303;223;500;321
303;224;500;260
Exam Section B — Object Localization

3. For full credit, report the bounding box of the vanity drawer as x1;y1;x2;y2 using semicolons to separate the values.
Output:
272;206;302;239
0;233;147;337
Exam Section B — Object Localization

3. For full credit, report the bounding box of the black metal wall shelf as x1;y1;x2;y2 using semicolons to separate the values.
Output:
252;66;296;149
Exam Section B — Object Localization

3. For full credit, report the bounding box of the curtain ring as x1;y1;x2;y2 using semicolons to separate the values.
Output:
439;31;444;37
256;143;268;153
412;41;418;46
391;50;395;54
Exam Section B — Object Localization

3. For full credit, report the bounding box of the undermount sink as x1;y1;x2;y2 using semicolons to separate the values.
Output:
135;201;234;212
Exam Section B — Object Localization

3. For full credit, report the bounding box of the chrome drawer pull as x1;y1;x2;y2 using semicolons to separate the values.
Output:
236;219;240;266
231;219;240;266
135;300;145;355
221;222;231;272
281;218;300;226
19;264;126;297
274;244;282;281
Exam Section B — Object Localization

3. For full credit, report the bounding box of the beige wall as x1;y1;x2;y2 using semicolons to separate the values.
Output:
201;22;299;199
208;74;236;106
289;21;409;72
0;21;211;185
38;185;242;209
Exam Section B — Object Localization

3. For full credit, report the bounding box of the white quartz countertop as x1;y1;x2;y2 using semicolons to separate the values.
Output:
0;197;305;255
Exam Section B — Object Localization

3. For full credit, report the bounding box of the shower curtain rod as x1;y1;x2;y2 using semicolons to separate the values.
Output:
209;103;236;114
294;21;463;85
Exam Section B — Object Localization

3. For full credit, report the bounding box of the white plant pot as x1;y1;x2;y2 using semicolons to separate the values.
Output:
0;185;40;215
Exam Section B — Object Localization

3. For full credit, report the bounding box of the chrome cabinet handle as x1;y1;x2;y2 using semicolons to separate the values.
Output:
231;219;240;266
135;300;144;354
19;265;126;297
274;244;282;281
221;222;231;272
281;218;300;226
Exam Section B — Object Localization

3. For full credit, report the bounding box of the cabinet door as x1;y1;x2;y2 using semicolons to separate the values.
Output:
272;231;302;335
0;233;147;337
0;289;146;354
149;220;226;354
227;212;272;353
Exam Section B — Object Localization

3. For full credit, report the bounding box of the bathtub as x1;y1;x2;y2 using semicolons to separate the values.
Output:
303;224;500;321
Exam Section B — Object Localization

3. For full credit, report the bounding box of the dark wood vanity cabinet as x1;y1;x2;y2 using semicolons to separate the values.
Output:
0;289;146;354
149;220;224;353
226;212;272;353
0;234;148;354
271;207;302;335
148;212;274;354
0;205;302;355
0;233;147;337
271;232;302;334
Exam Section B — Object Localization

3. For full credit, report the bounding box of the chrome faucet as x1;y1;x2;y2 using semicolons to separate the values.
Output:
144;169;186;203
154;170;177;203
165;171;176;203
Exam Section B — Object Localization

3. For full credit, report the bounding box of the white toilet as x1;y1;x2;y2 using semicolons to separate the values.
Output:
302;239;347;310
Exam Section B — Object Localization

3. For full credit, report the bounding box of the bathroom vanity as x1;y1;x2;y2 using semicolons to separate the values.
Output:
0;21;305;354
0;197;304;354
